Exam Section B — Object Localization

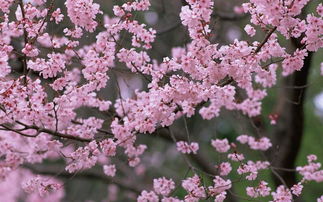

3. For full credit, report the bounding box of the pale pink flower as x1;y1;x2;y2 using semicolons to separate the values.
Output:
182;175;206;199
237;135;272;151
244;24;256;37
211;139;230;153
103;164;116;177
208;176;231;196
291;183;303;196
153;177;175;196
271;185;292;202
51;8;64;24
217;162;232;176
228;153;245;162
22;44;39;57
246;181;271;198
137;190;159;202
176;141;199;154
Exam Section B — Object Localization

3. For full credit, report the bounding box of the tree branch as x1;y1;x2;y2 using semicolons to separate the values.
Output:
18;0;29;85
24;164;145;194
271;38;313;187
15;121;92;142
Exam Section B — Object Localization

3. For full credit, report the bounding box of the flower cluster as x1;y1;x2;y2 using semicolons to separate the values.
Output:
246;181;271;198
65;141;99;173
296;154;323;182
65;0;102;32
237;161;270;180
211;138;231;153
181;175;206;201
153;177;175;196
22;175;62;197
176;141;199;154
237;135;272;151
0;0;14;13
217;162;232;176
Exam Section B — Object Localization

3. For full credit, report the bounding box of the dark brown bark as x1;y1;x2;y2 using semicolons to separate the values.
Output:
271;41;313;187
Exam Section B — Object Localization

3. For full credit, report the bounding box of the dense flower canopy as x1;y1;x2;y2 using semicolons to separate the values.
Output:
0;0;322;201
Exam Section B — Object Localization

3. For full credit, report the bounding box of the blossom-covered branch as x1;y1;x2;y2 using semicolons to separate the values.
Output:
0;0;322;201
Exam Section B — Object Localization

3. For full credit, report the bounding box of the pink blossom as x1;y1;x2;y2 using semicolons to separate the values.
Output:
28;53;67;78
317;4;323;16
0;0;14;13
291;183;303;196
113;6;125;17
237;161;270;180
236;135;249;144
65;141;100;173
64;27;83;38
236;135;272;151
161;197;183;202
217;162;232;176
227;153;245;162
50;8;64;24
211;139;230;153
182;175;206;200
296;154;323;182
176;141;199;154
271;185;292;202
153;177;175;196
308;154;318;162
215;192;227;202
234;6;244;14
303;13;323;51
22;175;62;197
22;44;39;57
103;164;116;177
0;49;11;78
282;49;308;76
0;0;321;200
208;176;232;196
65;0;102;32
137;190;159;202
100;139;117;156
244;24;256;37
268;113;279;125
246;181;271;198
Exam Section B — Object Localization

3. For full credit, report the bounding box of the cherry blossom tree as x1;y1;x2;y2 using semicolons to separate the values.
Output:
0;0;322;201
